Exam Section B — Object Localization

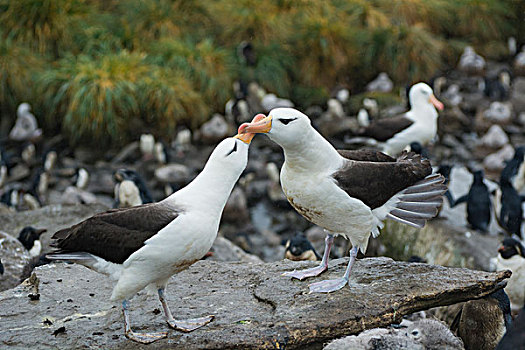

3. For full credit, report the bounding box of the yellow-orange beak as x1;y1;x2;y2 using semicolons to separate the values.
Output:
238;115;272;135
234;114;267;144
234;132;255;144
429;94;444;111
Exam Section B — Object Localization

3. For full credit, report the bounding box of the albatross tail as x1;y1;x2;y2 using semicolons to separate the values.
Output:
371;173;447;236
47;252;122;280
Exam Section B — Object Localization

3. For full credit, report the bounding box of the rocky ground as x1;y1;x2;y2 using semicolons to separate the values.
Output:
0;258;509;349
1;49;525;348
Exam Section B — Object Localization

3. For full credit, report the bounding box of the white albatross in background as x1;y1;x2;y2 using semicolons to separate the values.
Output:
239;108;446;293
352;82;444;156
47;115;264;344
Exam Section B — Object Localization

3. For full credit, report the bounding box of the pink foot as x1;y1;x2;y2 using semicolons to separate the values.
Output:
167;315;214;332
282;264;328;280
309;278;348;293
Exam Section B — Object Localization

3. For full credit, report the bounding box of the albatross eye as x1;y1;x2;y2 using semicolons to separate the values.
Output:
279;118;297;125
226;142;237;156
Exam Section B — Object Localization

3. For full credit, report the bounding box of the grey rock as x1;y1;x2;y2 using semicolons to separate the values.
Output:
0;258;509;349
458;46;486;74
154;164;191;184
483;102;513;124
222;187;249;223
208;237;263;263
0;231;31;291
483;144;514;171
199;114;231;144
366;72;393;93
480;125;509;149
261;93;294;112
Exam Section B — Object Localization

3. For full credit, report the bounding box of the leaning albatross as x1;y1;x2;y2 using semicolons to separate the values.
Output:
238;108;446;293
352;82;444;156
46;117;263;343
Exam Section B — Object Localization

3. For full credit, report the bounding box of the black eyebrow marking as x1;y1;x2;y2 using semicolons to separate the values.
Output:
226;141;237;156
279;118;297;125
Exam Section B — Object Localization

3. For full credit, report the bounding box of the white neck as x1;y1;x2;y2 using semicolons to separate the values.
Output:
279;127;343;173
163;160;241;213
408;103;438;122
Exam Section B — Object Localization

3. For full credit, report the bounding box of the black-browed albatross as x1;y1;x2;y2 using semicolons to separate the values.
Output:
47;116;263;344
239;108;447;293
352;82;444;156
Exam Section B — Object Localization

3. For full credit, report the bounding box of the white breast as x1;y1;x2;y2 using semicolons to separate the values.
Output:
281;165;373;250
383;120;437;156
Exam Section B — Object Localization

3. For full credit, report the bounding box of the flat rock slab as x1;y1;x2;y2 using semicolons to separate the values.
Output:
0;258;510;349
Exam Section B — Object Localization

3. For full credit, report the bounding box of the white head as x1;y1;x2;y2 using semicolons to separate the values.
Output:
238;108;313;150
408;82;444;111
201;114;265;179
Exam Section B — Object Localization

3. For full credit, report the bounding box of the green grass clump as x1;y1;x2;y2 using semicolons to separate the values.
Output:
0;0;522;144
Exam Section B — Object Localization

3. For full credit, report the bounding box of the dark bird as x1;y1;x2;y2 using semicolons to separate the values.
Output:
492;237;525;311
451;288;512;350
0;186;21;209
450;170;492;233
0;258;4;275
46;126;260;343
500;146;525;193
284;232;321;261
239;108;446;293
404;141;430;159
437;164;454;213
237;41;257;66
352;83;444;156
484;69;511;101
496;306;525;350
17;226;47;258
113;169;154;208
495;179;524;238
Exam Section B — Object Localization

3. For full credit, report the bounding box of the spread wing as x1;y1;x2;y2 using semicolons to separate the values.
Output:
332;152;432;209
51;202;180;264
358;116;413;141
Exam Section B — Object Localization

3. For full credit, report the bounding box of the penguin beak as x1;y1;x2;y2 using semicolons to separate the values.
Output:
238;115;272;135
429;94;444;111
234;114;267;144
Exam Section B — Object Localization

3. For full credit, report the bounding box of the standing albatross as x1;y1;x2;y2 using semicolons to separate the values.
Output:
353;82;444;156
46;118;262;344
238;108;446;293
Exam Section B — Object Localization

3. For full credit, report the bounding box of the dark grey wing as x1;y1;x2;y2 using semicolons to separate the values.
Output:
337;149;396;162
51;202;180;264
358;116;414;142
332;152;432;209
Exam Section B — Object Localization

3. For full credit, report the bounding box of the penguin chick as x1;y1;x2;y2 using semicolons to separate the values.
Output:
113;169;153;208
451;288;512;350
17;226;47;258
284;232;321;261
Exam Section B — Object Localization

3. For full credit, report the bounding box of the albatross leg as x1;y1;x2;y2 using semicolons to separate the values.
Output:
308;246;358;293
123;300;167;343
158;288;214;332
283;233;334;280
